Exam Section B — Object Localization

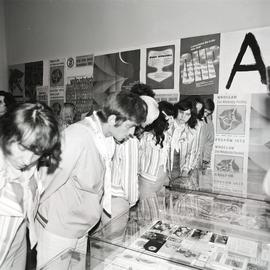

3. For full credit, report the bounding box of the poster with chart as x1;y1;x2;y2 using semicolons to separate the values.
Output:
93;49;140;105
180;33;220;95
146;44;175;90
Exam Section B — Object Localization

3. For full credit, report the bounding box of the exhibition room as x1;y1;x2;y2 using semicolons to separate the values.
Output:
0;0;270;269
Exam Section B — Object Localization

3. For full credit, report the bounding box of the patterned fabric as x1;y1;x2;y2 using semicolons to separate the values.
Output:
111;138;139;207
169;120;202;178
138;131;171;182
0;149;39;266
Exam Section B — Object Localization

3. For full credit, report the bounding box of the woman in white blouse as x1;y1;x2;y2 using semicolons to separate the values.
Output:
169;99;201;181
0;102;61;269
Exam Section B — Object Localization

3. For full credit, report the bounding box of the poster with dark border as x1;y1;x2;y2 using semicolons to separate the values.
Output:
146;45;175;89
25;60;43;101
180;33;220;95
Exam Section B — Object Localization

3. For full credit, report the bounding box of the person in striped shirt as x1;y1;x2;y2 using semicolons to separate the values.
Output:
0;102;61;269
137;105;171;220
107;84;159;225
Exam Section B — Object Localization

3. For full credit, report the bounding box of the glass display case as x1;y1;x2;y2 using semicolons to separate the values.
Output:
89;184;270;270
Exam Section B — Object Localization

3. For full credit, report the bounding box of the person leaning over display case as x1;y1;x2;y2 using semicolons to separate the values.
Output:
0;102;61;270
137;104;171;220
35;90;147;269
108;83;159;224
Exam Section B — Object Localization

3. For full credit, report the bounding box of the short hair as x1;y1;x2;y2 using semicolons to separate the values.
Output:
97;90;147;126
0;90;17;110
0;102;61;171
131;83;155;98
174;99;197;128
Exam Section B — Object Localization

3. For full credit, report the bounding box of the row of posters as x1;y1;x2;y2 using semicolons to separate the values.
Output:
7;26;270;180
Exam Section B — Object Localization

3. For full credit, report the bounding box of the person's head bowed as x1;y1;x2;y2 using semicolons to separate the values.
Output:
0;102;61;172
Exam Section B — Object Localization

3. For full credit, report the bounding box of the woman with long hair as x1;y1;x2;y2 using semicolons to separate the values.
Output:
169;98;201;181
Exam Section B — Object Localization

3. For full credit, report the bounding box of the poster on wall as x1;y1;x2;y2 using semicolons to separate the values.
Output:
146;45;175;89
180;33;220;95
219;26;270;95
65;54;95;118
8;61;43;102
93;49;140;105
36;85;49;105
25;61;43;101
8;63;25;102
211;94;251;196
49;58;65;110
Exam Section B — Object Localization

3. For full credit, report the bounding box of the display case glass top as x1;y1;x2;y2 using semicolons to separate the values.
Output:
90;188;270;270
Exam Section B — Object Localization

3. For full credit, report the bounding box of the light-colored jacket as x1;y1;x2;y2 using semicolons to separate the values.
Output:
38;113;112;238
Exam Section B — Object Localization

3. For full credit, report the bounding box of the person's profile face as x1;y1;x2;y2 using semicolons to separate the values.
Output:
0;96;6;116
6;140;41;170
62;107;75;122
111;120;137;143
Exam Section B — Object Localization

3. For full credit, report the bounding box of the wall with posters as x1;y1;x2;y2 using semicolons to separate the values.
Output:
4;0;270;65
0;0;7;90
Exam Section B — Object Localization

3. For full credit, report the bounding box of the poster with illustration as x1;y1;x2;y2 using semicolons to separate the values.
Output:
212;94;251;195
146;45;175;89
180;33;220;95
93;49;140;105
49;58;65;108
25;61;43;101
8;63;25;102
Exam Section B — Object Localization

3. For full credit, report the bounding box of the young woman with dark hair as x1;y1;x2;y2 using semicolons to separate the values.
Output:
169;98;201;179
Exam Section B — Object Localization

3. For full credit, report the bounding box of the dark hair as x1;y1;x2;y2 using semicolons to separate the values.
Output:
185;95;205;121
144;108;169;148
158;100;175;117
131;83;155;98
97;90;147;126
204;98;215;112
174;99;197;128
0;90;17;110
0;102;61;172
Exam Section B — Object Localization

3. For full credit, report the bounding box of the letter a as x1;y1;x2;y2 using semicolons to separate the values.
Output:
226;32;266;89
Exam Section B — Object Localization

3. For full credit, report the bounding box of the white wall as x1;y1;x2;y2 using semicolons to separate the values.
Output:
0;0;7;89
4;0;270;65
